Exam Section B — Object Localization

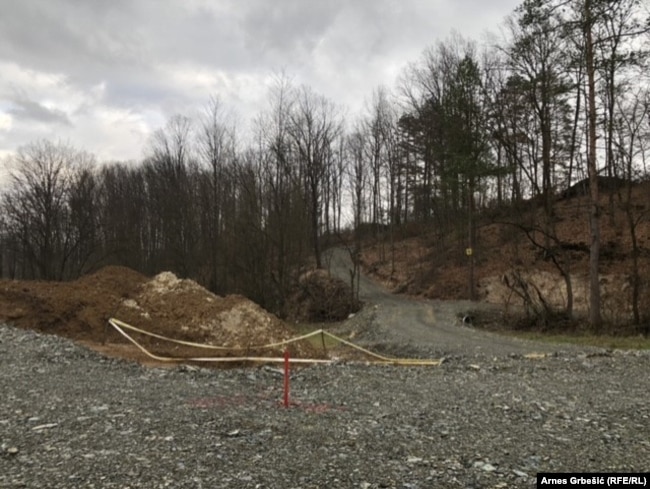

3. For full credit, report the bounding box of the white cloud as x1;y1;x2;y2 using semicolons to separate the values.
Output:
0;61;68;94
0;60;156;161
0;113;12;131
69;106;152;162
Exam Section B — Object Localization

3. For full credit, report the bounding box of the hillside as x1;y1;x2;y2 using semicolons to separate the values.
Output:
359;179;650;333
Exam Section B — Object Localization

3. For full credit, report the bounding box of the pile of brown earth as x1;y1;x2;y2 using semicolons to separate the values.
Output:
0;266;319;366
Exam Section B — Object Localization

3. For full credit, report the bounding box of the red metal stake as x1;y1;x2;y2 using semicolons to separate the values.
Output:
283;349;290;408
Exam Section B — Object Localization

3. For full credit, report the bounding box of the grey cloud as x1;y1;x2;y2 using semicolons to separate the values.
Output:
8;96;71;126
0;0;520;84
0;2;190;75
0;0;523;161
237;0;344;61
0;0;424;94
0;0;262;113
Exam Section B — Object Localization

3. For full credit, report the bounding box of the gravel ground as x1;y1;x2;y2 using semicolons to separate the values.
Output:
1;323;649;488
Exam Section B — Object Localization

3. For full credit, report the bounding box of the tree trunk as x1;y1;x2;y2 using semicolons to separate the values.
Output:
585;0;602;329
468;177;476;301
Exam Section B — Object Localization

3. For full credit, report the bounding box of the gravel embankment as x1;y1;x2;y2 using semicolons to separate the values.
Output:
1;323;649;488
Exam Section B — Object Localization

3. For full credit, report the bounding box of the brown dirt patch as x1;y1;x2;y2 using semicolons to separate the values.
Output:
0;267;319;366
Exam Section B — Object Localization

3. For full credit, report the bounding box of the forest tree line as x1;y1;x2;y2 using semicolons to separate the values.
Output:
1;0;649;323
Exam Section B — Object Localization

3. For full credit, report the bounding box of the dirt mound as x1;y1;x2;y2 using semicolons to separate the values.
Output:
119;271;316;357
285;269;360;322
0;267;318;365
0;266;148;339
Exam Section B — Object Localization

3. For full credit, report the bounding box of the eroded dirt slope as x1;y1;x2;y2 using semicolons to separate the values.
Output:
358;181;650;327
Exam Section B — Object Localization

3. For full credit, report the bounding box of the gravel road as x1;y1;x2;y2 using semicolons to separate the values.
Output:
324;248;578;358
2;324;649;488
2;256;649;488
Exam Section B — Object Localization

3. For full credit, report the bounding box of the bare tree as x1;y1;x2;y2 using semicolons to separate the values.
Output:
504;0;573;249
1;140;96;280
64;165;101;277
613;87;650;326
288;85;343;268
196;96;236;292
584;0;603;328
144;114;198;275
98;163;148;271
346;126;369;301
558;0;649;328
253;74;306;309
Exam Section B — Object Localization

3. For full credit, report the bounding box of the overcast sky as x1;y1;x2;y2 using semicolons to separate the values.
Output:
0;0;521;167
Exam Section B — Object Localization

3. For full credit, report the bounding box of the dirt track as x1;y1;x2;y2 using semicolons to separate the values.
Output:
325;248;583;358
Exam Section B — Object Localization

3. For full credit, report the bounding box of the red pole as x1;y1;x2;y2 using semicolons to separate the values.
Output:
283;349;290;408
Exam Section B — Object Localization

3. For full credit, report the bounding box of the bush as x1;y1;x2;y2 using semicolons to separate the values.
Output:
284;269;360;323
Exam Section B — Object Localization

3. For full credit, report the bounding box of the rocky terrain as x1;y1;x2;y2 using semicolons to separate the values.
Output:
1;323;649;488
